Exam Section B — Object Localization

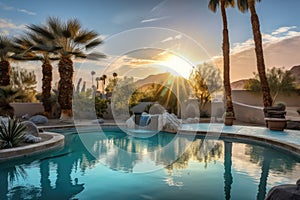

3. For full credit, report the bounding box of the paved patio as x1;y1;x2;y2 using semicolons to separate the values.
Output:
180;123;300;156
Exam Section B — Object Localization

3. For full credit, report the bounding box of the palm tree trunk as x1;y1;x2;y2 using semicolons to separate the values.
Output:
0;60;10;86
256;150;270;200
223;141;233;200
42;61;52;117
221;0;234;115
248;0;273;107
58;56;74;120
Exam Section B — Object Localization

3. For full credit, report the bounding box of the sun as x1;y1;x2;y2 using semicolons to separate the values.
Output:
159;55;193;79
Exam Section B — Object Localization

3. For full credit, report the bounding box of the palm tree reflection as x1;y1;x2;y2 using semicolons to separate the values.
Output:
0;132;299;199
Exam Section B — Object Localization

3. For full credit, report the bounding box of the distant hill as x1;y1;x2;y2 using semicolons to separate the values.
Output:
231;79;250;90
134;72;189;88
231;65;300;90
135;72;173;87
290;65;300;85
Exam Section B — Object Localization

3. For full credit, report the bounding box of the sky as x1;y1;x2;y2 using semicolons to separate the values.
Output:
1;0;300;90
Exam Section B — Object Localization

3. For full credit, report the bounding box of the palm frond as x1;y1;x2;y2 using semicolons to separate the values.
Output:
86;52;106;60
225;0;235;8
14;36;33;48
74;30;98;44
67;18;81;38
26;24;55;40
25;32;45;45
10;53;41;61
47;17;63;36
208;0;219;12
237;0;248;12
85;39;103;50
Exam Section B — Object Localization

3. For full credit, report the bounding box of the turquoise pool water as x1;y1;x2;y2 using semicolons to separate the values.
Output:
0;128;299;200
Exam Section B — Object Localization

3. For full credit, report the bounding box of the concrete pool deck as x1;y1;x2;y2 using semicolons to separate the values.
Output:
39;119;300;156
180;123;300;156
1;119;297;162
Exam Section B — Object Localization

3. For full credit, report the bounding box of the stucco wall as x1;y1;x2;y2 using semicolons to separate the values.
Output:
232;90;300;106
11;103;44;117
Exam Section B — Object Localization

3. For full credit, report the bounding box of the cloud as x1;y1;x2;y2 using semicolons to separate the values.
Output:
213;27;300;82
141;0;169;24
0;2;13;10
0;2;36;15
0;18;24;29
230;26;300;55
17;8;36;15
161;34;182;43
150;0;167;13
271;26;296;35
141;16;169;23
0;18;25;35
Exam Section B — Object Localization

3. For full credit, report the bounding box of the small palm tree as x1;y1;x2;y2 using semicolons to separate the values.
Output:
237;0;273;107
209;0;235;116
27;17;105;120
0;35;17;86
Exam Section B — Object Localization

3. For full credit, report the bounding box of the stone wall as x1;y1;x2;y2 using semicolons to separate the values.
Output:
11;103;44;117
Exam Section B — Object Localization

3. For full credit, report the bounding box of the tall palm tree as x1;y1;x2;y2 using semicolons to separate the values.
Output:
209;0;235;116
237;0;273;107
14;33;60;117
27;17;105;120
91;71;96;87
113;72;118;80
0;35;16;86
95;77;100;91
102;74;107;93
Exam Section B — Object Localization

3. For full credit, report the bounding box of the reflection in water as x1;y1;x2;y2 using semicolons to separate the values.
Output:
224;141;233;200
257;150;271;200
0;129;299;199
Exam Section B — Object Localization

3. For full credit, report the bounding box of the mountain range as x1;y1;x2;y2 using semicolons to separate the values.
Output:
135;65;300;91
231;65;300;90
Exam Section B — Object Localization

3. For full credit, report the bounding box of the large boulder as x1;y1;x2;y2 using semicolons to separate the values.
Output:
265;179;300;200
149;103;166;115
126;115;135;129
21;121;39;137
21;121;42;143
23;134;42;143
29;115;48;125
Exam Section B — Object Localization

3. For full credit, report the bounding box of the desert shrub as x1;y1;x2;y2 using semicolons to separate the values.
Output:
0;117;26;149
200;110;210;118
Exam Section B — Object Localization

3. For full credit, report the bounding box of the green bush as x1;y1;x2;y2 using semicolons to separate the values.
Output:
0;117;26;149
275;102;286;111
200;110;210;118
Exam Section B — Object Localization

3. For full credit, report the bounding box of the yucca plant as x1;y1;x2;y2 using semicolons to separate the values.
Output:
0;117;26;148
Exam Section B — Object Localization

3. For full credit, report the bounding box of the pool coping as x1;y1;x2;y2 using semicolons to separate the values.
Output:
180;130;300;156
180;123;300;157
38;122;300;157
0;132;64;162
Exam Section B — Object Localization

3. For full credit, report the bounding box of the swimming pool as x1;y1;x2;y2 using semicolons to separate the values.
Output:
0;128;299;200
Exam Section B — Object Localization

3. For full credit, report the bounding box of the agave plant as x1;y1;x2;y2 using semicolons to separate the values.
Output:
0;117;26;148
